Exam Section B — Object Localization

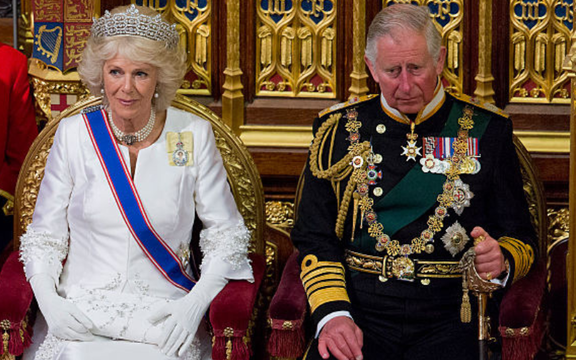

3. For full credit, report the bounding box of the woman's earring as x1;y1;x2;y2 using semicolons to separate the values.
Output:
154;92;159;99
100;88;105;95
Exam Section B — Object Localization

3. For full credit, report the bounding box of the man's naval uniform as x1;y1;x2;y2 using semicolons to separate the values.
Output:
291;86;537;360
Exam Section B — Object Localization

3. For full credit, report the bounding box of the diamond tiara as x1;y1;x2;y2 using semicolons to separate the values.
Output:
91;4;179;49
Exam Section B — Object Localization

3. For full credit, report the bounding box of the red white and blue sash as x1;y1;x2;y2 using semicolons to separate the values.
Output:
82;109;195;292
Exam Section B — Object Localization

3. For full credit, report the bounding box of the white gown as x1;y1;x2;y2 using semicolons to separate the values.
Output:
19;107;253;360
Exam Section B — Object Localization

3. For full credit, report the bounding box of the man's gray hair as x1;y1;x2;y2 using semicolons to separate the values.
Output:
365;4;442;64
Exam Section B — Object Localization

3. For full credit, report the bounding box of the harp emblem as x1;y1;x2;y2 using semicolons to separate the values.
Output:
34;23;63;65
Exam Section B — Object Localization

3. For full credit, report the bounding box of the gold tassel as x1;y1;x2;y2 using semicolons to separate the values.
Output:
461;291;471;323
460;274;471;323
2;331;9;357
351;195;359;242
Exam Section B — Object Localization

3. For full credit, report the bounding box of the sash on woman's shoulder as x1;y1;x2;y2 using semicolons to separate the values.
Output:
82;108;195;292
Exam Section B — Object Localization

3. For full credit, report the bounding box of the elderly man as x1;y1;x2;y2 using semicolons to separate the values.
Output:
291;4;536;360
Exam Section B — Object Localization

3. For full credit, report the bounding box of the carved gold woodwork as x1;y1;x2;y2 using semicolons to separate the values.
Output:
134;0;213;96
474;0;495;103
510;0;572;103
28;59;90;126
265;201;295;229
564;22;576;356
383;0;465;96
256;0;338;98
222;0;245;133
548;207;569;246
349;0;369;98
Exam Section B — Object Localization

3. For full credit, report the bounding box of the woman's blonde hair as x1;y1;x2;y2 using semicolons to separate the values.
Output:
78;5;187;112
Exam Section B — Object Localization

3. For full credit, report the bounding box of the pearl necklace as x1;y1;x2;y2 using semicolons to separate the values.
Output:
108;107;156;145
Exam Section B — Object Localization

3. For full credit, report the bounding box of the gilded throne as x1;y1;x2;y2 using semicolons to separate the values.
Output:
0;95;267;360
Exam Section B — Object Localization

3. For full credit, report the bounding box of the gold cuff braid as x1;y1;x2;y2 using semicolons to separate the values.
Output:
498;237;534;282
300;255;350;313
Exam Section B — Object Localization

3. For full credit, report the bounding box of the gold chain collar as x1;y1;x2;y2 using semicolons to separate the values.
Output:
347;106;475;260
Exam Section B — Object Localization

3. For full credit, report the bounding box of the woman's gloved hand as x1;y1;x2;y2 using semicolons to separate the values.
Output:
29;273;95;340
148;273;228;357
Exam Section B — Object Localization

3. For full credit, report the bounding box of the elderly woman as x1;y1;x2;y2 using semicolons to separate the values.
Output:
19;5;252;360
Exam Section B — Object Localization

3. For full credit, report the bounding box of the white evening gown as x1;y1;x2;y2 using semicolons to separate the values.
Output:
19;107;253;360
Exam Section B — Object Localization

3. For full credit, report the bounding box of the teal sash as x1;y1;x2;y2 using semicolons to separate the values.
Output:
356;101;491;246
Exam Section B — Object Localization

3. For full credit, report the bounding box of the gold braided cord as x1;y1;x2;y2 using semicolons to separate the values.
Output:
335;176;358;238
309;113;371;180
327;118;340;204
328;118;339;171
317;116;334;174
309;111;371;239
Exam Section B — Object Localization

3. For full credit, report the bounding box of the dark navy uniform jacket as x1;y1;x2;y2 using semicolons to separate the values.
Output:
292;89;537;326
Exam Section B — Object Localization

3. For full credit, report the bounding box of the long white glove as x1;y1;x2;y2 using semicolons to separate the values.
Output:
29;273;95;341
148;273;228;357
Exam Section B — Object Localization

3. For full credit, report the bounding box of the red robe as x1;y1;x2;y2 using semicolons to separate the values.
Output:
0;43;38;250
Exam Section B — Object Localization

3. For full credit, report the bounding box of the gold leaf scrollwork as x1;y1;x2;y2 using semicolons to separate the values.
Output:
18;138;54;236
281;27;295;68
553;34;567;73
547;207;569;244
534;33;548;73
265;201;295;228
298;26;313;68
259;25;273;67
321;27;335;68
513;32;527;72
447;31;462;70
510;0;571;103
195;24;209;66
256;0;337;98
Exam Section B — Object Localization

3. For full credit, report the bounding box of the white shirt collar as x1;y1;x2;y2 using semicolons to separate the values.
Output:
380;80;446;125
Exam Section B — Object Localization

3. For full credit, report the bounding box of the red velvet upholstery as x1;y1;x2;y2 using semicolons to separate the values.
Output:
210;252;265;360
267;251;307;359
0;250;264;360
0;250;34;358
499;260;547;360
268;253;549;360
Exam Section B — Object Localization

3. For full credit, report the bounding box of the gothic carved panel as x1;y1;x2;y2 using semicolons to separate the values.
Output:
255;0;338;98
135;0;212;96
509;0;572;103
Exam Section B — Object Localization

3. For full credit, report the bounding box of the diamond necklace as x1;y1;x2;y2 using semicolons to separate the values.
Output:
108;107;156;145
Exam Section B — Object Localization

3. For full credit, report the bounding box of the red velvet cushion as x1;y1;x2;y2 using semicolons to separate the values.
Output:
0;251;34;322
268;251;307;321
209;252;265;334
0;250;34;356
499;260;546;328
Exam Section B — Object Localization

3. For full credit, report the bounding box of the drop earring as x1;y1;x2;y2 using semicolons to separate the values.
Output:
100;88;105;95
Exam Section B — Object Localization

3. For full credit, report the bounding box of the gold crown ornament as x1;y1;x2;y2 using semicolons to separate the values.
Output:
91;5;179;49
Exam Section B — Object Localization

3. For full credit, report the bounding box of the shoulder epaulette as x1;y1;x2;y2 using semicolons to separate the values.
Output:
81;104;105;114
452;93;509;118
318;94;378;118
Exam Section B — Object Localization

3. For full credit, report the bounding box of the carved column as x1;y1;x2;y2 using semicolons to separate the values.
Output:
473;0;495;103
222;0;244;133
348;0;369;98
563;22;576;358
